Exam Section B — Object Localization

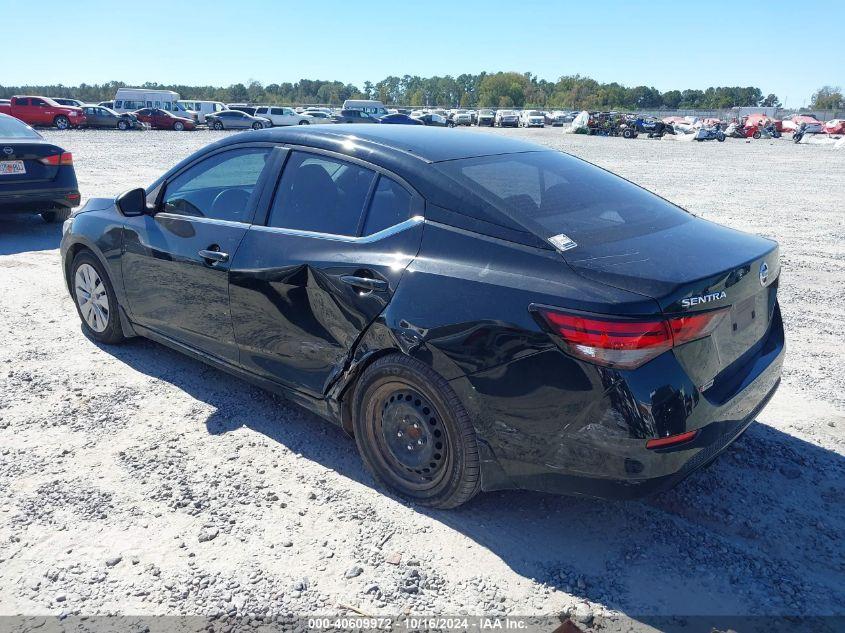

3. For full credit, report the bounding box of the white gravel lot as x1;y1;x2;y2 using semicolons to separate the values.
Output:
0;127;843;631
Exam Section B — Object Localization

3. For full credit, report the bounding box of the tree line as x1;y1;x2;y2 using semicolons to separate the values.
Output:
2;73;838;111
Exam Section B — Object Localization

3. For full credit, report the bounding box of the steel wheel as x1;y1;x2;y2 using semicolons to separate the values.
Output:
370;385;450;490
74;263;110;333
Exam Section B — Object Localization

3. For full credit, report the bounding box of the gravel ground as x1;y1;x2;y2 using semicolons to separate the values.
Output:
0;127;843;631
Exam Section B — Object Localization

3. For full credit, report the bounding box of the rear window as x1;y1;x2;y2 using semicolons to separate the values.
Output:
0;116;41;139
435;151;691;246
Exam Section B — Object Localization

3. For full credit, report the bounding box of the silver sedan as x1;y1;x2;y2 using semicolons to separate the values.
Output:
205;110;271;130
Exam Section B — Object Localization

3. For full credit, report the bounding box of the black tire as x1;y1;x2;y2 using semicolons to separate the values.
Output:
352;354;481;509
213;121;224;130
54;115;70;130
298;120;309;125
41;208;71;223
252;122;263;130
173;121;185;131
622;128;634;139
752;130;761;140
69;250;125;345
117;120;129;130
717;133;725;142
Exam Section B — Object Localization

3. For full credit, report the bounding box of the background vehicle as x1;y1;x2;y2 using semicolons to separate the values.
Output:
331;110;379;124
227;104;258;115
0;96;86;130
413;113;451;126
205;110;270;130
133;108;196;131
451;111;473;126
82;106;146;130
694;124;726;142
97;101;114;109
379;113;424;125
495;110;519;127
0;113;80;222
253;106;314;126
342;99;388;117
476;110;495;126
520;110;545;128
179;100;227;124
114;89;197;121
303;111;333;124
61;125;784;509
52;98;86;108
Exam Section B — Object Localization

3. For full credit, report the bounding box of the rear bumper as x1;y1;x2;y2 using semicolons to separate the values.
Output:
0;186;80;213
452;304;785;499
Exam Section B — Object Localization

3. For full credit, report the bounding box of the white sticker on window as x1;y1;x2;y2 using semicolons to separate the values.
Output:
549;233;577;252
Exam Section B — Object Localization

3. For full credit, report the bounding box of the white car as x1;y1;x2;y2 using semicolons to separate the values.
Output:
451;111;473;126
253;106;315;126
179;100;227;124
520;110;545;128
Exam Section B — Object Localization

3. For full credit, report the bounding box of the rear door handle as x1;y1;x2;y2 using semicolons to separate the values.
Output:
198;249;229;264
340;275;387;292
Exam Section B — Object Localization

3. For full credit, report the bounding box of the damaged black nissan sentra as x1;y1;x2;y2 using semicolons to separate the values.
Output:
60;125;784;508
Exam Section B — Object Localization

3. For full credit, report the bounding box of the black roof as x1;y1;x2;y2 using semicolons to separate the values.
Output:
219;124;545;163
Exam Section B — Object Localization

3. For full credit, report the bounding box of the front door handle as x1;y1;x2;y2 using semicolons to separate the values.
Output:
340;275;387;292
198;249;229;264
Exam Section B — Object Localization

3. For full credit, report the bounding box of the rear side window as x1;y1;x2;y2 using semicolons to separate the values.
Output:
162;147;271;223
267;152;375;236
436;151;691;246
362;176;412;235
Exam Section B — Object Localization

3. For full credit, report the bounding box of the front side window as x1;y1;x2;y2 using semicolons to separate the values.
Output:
362;176;412;235
267;152;375;236
162;147;272;223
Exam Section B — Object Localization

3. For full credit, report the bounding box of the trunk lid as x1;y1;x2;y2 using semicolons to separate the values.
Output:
563;218;780;386
0;141;62;183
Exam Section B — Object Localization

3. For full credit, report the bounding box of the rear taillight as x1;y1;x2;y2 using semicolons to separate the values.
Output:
40;152;73;166
533;306;727;369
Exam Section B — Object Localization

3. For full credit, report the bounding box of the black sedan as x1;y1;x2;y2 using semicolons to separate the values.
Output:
379;113;424;125
82;105;146;130
0;113;80;222
60;126;784;508
330;109;379;124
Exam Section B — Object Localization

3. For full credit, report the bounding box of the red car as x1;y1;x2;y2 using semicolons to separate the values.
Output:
133;108;196;131
0;96;86;129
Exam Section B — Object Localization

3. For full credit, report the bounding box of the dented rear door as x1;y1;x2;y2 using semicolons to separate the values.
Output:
228;148;424;398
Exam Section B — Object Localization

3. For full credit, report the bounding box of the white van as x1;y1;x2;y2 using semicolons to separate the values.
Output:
113;88;197;120
342;99;388;118
179;100;227;124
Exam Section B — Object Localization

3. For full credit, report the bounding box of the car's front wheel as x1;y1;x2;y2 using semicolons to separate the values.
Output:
213;121;223;130
298;120;309;125
70;251;125;344
252;122;263;130
117;120;129;130
352;355;481;509
54;115;70;130
173;121;185;131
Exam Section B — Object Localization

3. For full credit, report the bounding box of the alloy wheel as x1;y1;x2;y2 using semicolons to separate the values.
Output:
74;263;110;333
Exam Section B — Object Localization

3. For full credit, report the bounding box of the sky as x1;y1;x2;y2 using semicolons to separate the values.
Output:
2;0;842;108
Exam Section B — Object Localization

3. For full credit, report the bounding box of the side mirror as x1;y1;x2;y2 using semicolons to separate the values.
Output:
116;188;148;217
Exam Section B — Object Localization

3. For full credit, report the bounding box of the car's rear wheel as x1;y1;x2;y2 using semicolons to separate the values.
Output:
54;115;70;130
213;121;224;130
173;121;185;131
352;355;481;509
70;251;125;344
41;208;71;223
117;120;129;130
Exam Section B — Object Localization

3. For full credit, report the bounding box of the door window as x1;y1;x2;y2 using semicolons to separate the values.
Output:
162;147;272;223
362;176;412;235
267;152;375;236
